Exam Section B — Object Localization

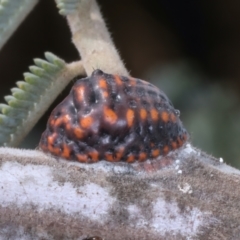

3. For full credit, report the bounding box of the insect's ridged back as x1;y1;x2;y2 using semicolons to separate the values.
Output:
39;69;188;163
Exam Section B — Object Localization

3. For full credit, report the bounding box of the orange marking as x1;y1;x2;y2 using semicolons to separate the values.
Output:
54;117;63;127
103;91;109;98
129;78;136;86
99;79;109;98
104;106;117;124
151;149;160;158
88;150;99;162
65;123;72;131
47;133;61;155
115;147;124;161
48;145;61;156
171;141;177;150
170;113;176;122
140;109;147;120
151;109;158;121
127;154;135;163
62;115;71;124
47;134;56;146
73;127;84;138
81;116;93;128
126;109;134;127
62;144;71;159
76;154;88;163
177;137;183;147
161;111;169;122
163;146;169;155
105;153;115;162
114;75;122;85
139;152;147;162
99;79;107;89
54;114;71;127
76;86;85;102
50;119;55;126
183;134;188;141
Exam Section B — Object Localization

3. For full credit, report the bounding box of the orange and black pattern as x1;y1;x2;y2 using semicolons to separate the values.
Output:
39;69;188;163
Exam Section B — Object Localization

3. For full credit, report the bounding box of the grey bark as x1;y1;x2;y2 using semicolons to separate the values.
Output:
0;145;240;240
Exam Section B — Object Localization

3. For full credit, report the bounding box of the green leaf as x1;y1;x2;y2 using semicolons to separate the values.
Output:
0;52;66;146
11;88;39;101
45;52;65;68
4;95;34;109
56;0;81;16
34;58;59;73
0;114;19;127
16;81;45;93
24;73;48;86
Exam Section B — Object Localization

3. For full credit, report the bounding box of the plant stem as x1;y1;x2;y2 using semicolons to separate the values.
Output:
66;0;129;76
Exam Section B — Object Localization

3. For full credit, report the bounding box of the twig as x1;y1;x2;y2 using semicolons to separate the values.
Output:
66;0;128;76
1;146;240;239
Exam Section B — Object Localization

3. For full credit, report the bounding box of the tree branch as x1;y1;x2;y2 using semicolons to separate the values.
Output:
1;146;240;239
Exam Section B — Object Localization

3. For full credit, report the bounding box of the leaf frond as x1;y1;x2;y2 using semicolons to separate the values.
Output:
0;52;67;147
0;0;38;50
56;0;82;16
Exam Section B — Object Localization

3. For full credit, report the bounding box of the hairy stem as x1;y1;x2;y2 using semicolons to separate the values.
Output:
66;0;128;76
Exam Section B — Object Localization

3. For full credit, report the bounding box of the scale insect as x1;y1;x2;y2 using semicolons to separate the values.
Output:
39;69;188;163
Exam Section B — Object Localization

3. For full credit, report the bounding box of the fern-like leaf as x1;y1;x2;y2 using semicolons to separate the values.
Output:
0;0;39;50
0;52;66;147
56;0;81;16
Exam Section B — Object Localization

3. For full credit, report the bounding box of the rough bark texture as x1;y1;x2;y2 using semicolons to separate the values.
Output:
1;145;240;239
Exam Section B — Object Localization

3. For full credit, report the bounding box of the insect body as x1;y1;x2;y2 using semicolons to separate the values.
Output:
39;69;188;163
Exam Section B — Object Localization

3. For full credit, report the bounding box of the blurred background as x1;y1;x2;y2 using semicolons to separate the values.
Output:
0;0;240;167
